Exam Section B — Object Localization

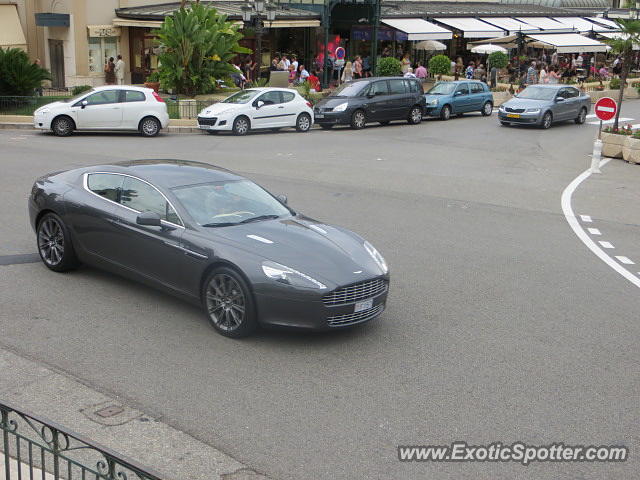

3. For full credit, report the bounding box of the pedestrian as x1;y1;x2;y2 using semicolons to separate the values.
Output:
298;64;309;83
465;61;475;79
353;56;363;79
114;54;125;85
539;64;548;84
270;58;279;71
400;52;411;75
547;66;561;84
308;70;321;92
525;61;537;85
403;67;416;78
341;60;354;83
362;55;371;77
613;56;622;76
551;51;558;66
277;57;286;70
244;57;256;84
414;61;427;79
291;55;298;73
475;63;486;82
104;57;116;85
282;54;290;70
288;64;297;86
598;64;610;80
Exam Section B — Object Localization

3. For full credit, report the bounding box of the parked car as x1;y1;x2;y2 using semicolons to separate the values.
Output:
196;87;314;135
498;84;590;129
29;160;390;338
33;86;169;137
423;80;494;120
313;77;425;129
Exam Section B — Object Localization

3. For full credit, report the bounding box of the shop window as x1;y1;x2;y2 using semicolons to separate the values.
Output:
88;37;118;74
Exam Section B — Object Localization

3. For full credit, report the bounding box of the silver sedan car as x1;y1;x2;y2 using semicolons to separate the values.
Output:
498;84;591;129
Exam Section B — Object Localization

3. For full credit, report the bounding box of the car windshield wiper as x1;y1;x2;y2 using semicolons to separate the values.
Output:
238;214;281;224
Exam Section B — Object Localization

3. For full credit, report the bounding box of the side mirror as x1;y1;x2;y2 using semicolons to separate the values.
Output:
256;100;265;109
81;100;88;109
555;97;565;103
276;194;288;205
136;211;162;227
366;93;375;99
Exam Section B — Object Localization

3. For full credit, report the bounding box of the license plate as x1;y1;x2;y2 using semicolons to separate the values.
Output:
354;298;373;313
315;113;324;119
507;113;520;118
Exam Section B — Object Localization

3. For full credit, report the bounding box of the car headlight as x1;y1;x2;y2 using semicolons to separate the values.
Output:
37;108;50;115
363;241;388;274
525;108;540;114
498;106;506;112
261;260;327;290
333;102;348;112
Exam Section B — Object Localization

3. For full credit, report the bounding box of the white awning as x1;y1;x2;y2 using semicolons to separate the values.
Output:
0;4;27;50
113;18;163;28
514;17;571;32
551;17;611;32
599;31;640;49
587;17;621;30
381;18;452;40
525;33;609;53
434;17;504;38
479;17;540;34
268;19;321;28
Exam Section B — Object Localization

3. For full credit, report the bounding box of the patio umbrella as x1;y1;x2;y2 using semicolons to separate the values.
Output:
415;40;447;51
470;44;507;54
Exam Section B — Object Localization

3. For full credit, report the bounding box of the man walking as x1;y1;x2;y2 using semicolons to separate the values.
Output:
525;61;538;86
115;54;125;85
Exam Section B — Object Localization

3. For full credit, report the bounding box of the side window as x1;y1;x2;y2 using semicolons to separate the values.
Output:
470;83;484;94
256;91;282;106
281;91;295;103
83;90;120;106
566;88;579;98
388;79;406;95
455;84;469;95
87;173;124;202
120;177;180;225
369;81;389;96
125;90;146;102
557;88;570;99
410;80;423;94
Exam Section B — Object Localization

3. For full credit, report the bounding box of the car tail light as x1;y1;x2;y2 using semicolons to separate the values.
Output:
152;91;164;102
306;101;313;109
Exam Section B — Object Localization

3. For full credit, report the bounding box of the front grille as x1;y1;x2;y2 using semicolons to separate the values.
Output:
322;278;387;306
505;107;525;113
327;303;385;327
197;116;217;126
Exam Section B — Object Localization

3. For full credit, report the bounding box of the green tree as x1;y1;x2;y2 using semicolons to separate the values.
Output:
378;57;402;76
604;19;640;129
0;47;50;96
428;55;451;80
487;51;508;70
156;3;250;96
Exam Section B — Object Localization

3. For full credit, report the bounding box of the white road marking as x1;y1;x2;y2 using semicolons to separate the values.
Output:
587;228;601;235
587;117;633;125
580;215;592;222
615;256;635;264
599;241;615;249
561;158;640;289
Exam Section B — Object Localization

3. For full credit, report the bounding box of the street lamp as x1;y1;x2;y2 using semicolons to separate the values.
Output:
242;1;277;83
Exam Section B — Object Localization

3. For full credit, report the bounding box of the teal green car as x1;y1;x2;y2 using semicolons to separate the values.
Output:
424;80;494;120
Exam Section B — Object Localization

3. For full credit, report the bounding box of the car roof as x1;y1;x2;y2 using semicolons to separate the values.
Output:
244;87;299;93
435;80;485;84
91;85;152;92
84;159;244;188
524;84;570;89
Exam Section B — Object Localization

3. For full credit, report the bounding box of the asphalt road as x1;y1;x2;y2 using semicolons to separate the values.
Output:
1;103;640;480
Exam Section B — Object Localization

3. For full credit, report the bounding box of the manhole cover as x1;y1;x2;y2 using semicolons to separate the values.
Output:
80;401;143;426
95;405;125;418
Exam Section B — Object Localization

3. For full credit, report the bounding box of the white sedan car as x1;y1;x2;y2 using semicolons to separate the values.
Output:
33;85;169;137
197;87;314;135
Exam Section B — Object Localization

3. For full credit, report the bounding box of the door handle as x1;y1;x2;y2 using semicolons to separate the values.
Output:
278;106;285;109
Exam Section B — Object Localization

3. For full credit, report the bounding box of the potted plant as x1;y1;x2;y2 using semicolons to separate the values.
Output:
144;71;161;92
427;55;451;81
601;124;632;158
623;129;640;163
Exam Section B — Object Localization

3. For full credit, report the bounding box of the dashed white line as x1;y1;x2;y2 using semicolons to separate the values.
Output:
587;228;601;235
561;158;640;289
615;256;635;265
580;215;592;222
599;241;615;249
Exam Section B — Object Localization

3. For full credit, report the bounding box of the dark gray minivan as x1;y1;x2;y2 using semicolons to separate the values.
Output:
313;77;426;129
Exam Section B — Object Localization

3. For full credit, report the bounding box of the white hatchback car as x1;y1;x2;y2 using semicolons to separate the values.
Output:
33;85;170;137
197;87;314;135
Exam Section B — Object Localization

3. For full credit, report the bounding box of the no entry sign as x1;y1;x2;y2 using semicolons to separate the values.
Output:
594;97;617;121
335;47;345;60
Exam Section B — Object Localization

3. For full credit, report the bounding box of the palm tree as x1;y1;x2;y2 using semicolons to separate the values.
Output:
604;19;640;130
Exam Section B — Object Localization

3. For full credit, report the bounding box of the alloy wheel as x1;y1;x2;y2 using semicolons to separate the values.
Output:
352;111;366;129
409;107;422;124
441;106;451;121
297;113;311;132
141;118;159;136
542;112;552;129
233;117;249;135
205;274;246;332
576;108;587;124
38;217;65;266
53;117;72;136
483;102;493;116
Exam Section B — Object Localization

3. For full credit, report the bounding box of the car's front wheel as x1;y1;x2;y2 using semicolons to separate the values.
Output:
407;106;423;125
139;117;160;137
481;101;493;116
350;110;366;129
296;112;312;132
52;116;74;137
440;105;451;121
575;107;587;125
203;267;257;338
232;116;250;135
541;111;553;129
36;213;79;272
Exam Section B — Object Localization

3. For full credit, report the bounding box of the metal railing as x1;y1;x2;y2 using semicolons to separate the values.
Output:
0;96;69;116
0;400;162;480
164;99;214;119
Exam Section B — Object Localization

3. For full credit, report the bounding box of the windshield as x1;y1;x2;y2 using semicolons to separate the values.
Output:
62;89;96;103
331;82;367;97
172;179;291;227
222;90;260;104
517;86;556;101
427;83;456;95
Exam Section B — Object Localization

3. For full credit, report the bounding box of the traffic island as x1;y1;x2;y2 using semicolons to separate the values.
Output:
600;131;627;159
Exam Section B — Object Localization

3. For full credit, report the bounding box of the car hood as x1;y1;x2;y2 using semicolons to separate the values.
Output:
36;101;67;113
198;102;245;117
208;216;385;285
315;97;353;109
424;94;451;102
502;98;551;109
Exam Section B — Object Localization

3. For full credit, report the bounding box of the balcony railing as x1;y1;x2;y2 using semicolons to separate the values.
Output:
1;399;162;480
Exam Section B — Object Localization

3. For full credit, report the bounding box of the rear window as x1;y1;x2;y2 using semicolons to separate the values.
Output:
125;90;146;102
282;91;295;103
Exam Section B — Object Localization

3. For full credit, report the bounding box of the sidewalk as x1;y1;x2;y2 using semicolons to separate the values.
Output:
0;344;270;480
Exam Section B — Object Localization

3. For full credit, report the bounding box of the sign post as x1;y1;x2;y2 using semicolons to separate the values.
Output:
591;97;617;174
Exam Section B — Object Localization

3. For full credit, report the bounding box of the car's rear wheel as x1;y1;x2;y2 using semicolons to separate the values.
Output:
481;101;493;116
541;111;553;129
575;107;587;124
296;112;312;132
408;106;423;125
36;213;79;272
52;116;74;137
232;116;250;135
440;105;451;121
203;267;257;338
350;110;366;129
139;117;160;137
